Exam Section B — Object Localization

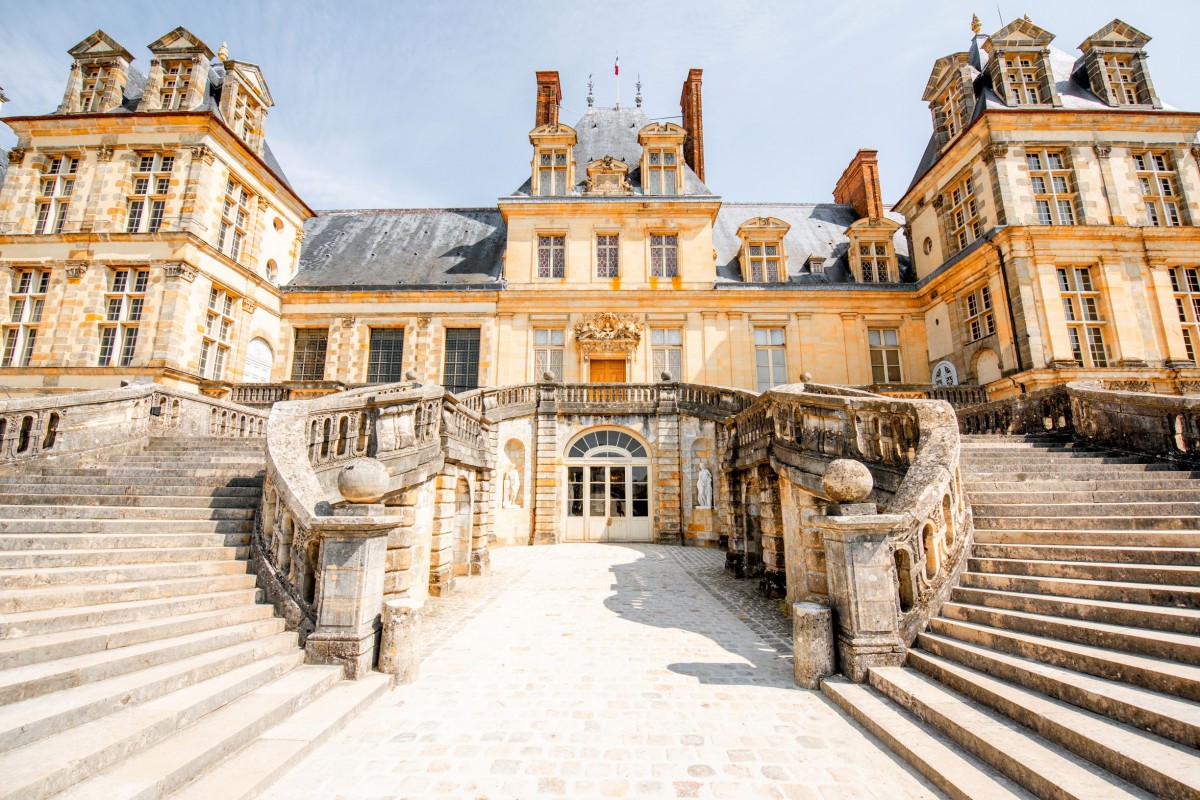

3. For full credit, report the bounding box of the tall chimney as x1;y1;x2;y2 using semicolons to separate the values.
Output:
680;68;704;183
534;71;561;128
833;149;884;220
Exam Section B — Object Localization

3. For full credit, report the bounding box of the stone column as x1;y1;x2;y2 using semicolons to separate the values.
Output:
654;379;682;544
531;380;560;545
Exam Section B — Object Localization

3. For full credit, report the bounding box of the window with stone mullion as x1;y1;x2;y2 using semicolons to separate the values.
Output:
1135;152;1185;227
533;329;564;380
1026;149;1077;226
290;329;329;381
646;149;678;196
944;174;981;255
650;234;679;278
747;241;781;283
35;156;78;235
217;178;251;261
651;329;683;380
126;153;174;234
2;269;50;368
1170;267;1200;364
98;269;148;367
596;235;619;278
537;235;565;278
538;149;568;197
1058;267;1109;367
963;284;996;343
80;65;107;112
160;60;192;110
367;328;406;383
198;286;235;380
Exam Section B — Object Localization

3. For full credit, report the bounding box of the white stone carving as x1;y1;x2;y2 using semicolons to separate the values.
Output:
696;465;713;509
502;465;521;509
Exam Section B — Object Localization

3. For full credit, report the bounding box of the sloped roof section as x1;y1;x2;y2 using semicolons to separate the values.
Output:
289;208;506;290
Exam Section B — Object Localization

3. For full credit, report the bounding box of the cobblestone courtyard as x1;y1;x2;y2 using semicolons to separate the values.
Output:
262;545;939;800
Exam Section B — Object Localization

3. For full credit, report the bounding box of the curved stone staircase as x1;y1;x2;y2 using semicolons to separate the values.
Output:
0;436;387;800
826;433;1200;799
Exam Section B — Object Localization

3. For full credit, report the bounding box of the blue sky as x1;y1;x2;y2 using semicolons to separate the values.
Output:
2;1;1198;209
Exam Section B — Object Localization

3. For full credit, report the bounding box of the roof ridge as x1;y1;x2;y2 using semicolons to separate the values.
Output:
314;207;501;215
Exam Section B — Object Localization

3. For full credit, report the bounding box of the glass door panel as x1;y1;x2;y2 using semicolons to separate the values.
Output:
609;466;626;517
631;466;649;517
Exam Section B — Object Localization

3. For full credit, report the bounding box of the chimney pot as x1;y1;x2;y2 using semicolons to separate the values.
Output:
833;149;884;220
534;70;562;128
679;68;705;183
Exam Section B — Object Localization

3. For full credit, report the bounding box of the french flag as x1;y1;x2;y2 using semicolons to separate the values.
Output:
614;55;619;76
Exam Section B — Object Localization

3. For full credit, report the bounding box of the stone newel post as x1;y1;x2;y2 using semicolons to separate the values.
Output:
807;459;906;682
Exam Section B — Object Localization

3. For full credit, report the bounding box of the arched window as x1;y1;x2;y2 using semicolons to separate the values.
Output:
243;337;274;382
567;429;647;459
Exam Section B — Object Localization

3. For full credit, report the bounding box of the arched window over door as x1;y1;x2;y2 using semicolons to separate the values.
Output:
243;337;274;382
563;427;652;543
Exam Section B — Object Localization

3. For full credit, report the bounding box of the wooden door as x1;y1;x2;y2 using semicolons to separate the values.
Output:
590;359;626;383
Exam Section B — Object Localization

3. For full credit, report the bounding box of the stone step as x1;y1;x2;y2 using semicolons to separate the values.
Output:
0;603;277;670
970;489;1200;505
968;557;1200;587
974;528;1200;548
0;573;258;615
941;601;1200;664
146;438;264;448
963;466;1197;480
917;632;1200;749
960;571;1200;610
971;542;1200;567
0;504;254;521
167;673;391;800
113;456;268;467
0;545;249;569
973;515;1200;531
961;454;1159;465
966;479;1200;493
1;586;262;638
905;651;1200;799
1;558;252;590
0;474;262;489
868;666;1151;799
821;677;1036;800
0;632;297;753
974;502;1200;518
0;518;253;535
929;617;1200;702
19;467;265;479
0;618;287;706
0;493;257;509
0;657;334;800
951;585;1200;634
0;531;251;552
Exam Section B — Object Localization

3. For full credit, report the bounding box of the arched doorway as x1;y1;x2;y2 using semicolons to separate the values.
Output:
243;337;274;382
563;428;651;542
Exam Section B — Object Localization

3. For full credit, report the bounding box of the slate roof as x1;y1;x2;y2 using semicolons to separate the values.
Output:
509;106;711;197
0;147;8;188
288;209;506;290
714;203;912;285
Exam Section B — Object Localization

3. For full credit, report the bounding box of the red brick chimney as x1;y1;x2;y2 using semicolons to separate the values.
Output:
833;149;884;220
535;71;561;128
679;68;705;183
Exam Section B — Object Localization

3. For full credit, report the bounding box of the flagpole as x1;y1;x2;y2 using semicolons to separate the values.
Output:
615;51;620;109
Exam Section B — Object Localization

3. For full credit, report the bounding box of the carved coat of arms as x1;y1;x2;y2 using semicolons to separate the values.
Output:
573;312;643;354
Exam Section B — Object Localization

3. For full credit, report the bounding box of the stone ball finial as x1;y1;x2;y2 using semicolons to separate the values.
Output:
800;372;813;383
542;371;556;382
337;457;389;504
822;459;873;503
660;371;674;382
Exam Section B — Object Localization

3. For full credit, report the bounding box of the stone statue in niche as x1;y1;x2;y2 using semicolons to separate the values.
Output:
502;465;521;509
696;465;713;509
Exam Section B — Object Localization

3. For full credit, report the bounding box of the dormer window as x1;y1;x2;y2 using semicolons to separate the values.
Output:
638;122;687;197
1078;19;1161;109
857;243;894;283
736;217;791;283
646;149;678;196
80;65;107;112
528;122;577;198
746;243;781;282
1004;55;1041;104
1105;55;1138;105
934;85;964;139
160;60;191;110
538;149;569;196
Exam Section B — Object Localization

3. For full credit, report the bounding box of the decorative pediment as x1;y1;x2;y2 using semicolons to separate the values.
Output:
983;18;1055;53
68;30;134;63
225;62;274;106
147;26;214;60
845;216;901;236
637;121;686;146
584;156;632;196
736;216;791;238
528;122;577;146
1079;19;1151;51
574;313;643;355
922;53;972;101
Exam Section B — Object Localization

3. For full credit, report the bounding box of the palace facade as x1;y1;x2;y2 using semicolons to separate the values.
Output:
1;17;1199;400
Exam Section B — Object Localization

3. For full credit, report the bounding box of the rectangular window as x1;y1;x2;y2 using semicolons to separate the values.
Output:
537;235;565;278
198;286;235;380
217;177;251;260
1004;55;1042;104
1135;152;1184;227
290;328;329;381
80;65;107;112
35;156;78;234
2;269;49;367
944;173;981;255
97;268;148;367
1057;267;1108;367
443;328;481;394
596;234;619;278
651;328;683;381
159;60;192;109
858;242;893;283
367;328;406;383
936;86;962;139
754;328;787;392
1105;54;1140;105
869;328;903;384
126;153;173;233
650;234;679;278
533;329;564;381
747;241;783;282
646;149;678;195
1170;267;1200;364
963;284;996;343
1026;148;1077;225
537;149;568;196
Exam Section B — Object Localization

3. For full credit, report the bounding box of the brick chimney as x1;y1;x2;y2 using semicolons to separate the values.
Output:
833;149;884;220
679;68;705;183
534;71;561;128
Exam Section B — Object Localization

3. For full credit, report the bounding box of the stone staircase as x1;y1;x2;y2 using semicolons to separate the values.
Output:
825;433;1200;799
0;436;388;800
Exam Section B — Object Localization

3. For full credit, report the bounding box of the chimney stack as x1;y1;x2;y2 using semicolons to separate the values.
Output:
535;71;561;128
833;149;884;220
680;68;705;183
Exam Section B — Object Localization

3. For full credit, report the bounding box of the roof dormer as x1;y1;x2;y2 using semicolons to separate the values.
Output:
736;217;791;283
982;18;1061;108
1078;19;1161;109
218;57;274;156
57;30;134;114
922;52;978;153
138;27;214;113
845;217;903;284
584;156;631;196
638;122;686;196
528;122;577;197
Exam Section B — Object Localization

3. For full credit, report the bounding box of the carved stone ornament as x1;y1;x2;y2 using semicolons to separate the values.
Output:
1191;144;1200;164
242;297;259;314
163;262;198;282
417;314;431;330
932;195;945;210
339;315;356;328
65;263;88;279
982;143;1009;163
94;145;115;162
7;147;25;166
573;312;643;355
1093;144;1113;159
584;156;632;196
190;145;215;165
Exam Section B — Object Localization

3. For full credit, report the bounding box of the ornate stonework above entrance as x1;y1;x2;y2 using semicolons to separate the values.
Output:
583;156;632;196
574;312;643;355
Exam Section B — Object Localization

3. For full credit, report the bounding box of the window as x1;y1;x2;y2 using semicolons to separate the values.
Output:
1026;149;1076;225
537;235;565;278
869;329;903;383
650;234;679;278
858;242;893;283
754;328;787;392
596;234;619;278
964;285;996;342
443;328;481;394
2;270;49;367
126;153;174;233
35;156;78;235
80;65;107;112
1058;267;1109;367
651;329;683;381
645;148;678;195
1005;56;1042;104
1105;54;1140;105
290;329;329;381
945;173;981;255
537;149;568;196
1170;267;1200;364
216;178;251;260
533;329;564;380
98;269;147;367
934;86;964;140
230;93;250;139
159;60;192;109
367;328;405;383
1135;152;1184;227
746;241;782;282
198;286;234;380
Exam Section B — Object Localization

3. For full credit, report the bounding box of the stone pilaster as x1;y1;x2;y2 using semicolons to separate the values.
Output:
531;380;560;545
137;58;164;112
1093;144;1126;225
653;381;682;544
183;55;208;110
57;63;82;114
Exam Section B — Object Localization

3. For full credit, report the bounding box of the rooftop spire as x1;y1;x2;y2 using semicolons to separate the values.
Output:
635;75;642;108
971;13;982;34
587;74;593;108
217;41;228;60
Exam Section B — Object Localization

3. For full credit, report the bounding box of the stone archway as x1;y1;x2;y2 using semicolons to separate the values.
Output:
562;427;652;543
